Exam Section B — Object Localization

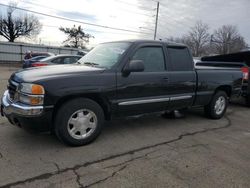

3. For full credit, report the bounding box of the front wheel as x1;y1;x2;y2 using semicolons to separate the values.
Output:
204;91;228;119
54;98;105;146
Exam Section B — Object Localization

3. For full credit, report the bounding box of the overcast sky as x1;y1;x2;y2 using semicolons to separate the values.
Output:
0;0;249;47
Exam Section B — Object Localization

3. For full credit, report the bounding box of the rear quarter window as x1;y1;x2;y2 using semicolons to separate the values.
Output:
167;47;193;71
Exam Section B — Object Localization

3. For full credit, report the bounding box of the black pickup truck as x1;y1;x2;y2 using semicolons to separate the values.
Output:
1;40;244;146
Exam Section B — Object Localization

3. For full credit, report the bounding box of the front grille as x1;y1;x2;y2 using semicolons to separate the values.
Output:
7;80;18;101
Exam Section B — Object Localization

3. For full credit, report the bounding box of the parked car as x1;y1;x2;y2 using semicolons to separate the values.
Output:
26;54;82;68
1;40;245;146
24;52;53;60
23;56;48;68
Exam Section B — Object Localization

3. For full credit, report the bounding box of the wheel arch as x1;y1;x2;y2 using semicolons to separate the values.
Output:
52;93;111;124
215;85;232;98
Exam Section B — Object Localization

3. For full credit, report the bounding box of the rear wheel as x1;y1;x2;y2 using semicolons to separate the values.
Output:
204;91;228;119
54;98;104;146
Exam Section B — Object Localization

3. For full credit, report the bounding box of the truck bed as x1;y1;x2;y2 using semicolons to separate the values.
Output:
194;59;249;105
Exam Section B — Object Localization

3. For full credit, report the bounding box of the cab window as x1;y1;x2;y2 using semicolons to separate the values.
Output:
132;47;165;72
167;47;193;71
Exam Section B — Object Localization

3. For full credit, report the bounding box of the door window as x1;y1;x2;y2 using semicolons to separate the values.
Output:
132;47;165;72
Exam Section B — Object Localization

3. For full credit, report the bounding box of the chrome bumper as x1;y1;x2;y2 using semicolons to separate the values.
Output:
1;90;43;117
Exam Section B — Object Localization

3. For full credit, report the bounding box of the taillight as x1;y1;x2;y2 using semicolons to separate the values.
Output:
241;67;249;81
32;62;48;67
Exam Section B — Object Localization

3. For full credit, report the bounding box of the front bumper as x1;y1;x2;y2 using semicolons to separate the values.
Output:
1;90;43;116
1;90;53;132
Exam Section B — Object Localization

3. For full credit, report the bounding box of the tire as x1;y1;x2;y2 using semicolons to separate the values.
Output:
204;91;228;119
54;98;105;146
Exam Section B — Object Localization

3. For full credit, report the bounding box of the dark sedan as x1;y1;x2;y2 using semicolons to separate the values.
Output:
25;55;82;68
23;56;48;68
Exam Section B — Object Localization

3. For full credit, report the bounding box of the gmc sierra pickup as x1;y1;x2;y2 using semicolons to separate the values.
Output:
1;40;244;146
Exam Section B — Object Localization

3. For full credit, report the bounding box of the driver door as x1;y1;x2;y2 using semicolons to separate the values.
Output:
115;43;170;116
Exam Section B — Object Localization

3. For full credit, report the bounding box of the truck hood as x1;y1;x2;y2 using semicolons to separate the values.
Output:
11;64;105;83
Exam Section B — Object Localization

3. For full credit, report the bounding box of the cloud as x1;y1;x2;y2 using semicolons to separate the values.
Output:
2;0;248;45
57;11;97;22
155;0;250;44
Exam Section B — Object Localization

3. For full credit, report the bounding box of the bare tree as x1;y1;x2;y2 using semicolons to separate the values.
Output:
167;22;210;57
0;3;41;42
211;25;248;54
183;21;210;57
59;25;93;48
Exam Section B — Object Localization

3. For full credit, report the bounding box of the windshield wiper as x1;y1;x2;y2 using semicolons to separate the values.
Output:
83;62;100;67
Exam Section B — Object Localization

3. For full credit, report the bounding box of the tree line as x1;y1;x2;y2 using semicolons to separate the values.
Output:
166;21;248;57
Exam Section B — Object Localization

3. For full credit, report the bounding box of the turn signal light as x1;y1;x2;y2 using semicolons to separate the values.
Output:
31;84;45;95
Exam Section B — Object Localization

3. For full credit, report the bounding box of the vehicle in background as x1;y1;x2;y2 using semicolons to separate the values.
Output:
26;54;82;68
77;50;88;56
23;56;48;68
1;40;245;146
24;52;54;60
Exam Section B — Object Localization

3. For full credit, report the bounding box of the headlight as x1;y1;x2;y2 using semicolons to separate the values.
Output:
20;83;45;95
18;83;45;105
18;94;44;105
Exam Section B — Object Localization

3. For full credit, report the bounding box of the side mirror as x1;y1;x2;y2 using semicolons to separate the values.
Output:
123;60;144;74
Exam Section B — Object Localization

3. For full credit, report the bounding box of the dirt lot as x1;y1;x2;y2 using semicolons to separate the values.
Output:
0;66;250;188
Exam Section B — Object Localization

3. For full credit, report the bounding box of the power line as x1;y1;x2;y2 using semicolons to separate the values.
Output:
115;0;156;11
0;3;151;35
153;3;195;31
42;24;151;36
115;7;155;17
158;15;193;28
19;0;155;20
19;1;156;29
21;0;154;18
18;0;156;32
19;0;56;11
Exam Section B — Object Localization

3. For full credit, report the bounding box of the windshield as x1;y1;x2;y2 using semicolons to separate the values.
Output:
77;42;131;68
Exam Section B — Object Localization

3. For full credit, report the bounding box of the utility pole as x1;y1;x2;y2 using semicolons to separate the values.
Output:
154;1;159;40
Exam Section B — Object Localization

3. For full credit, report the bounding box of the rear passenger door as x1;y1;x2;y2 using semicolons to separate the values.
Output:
116;43;170;116
166;46;196;110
